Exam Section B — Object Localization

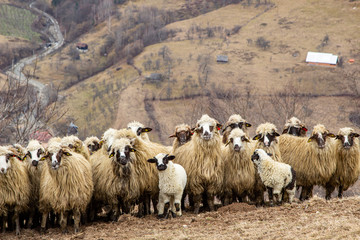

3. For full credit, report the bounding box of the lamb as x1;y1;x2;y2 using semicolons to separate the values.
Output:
39;142;93;233
251;149;296;204
281;117;308;137
147;153;187;218
253;122;282;162
222;114;252;144
0;146;31;235
325;127;360;200
84;136;102;155
61;135;91;161
23;140;46;228
173;114;223;214
222;128;256;205
169;123;193;152
127;121;152;142
279;124;336;201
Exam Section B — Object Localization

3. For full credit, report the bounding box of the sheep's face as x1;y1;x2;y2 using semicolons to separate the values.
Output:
308;132;335;149
227;121;251;132
109;139;136;166
88;141;101;154
253;131;280;147
226;129;250;152
128;125;152;137
283;126;308;137
147;153;175;171
251;149;272;166
46;148;72;170
24;148;46;167
0;153;14;174
170;126;193;145
196;121;221;141
336;132;359;149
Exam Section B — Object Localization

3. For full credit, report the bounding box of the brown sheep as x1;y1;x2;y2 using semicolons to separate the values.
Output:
222;114;252;144
169;123;193;152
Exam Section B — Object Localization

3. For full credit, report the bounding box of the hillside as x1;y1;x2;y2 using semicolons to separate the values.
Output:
12;0;360;142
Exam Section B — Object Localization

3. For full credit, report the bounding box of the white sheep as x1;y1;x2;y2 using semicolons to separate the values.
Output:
147;153;187;218
251;149;296;204
127;121;152;142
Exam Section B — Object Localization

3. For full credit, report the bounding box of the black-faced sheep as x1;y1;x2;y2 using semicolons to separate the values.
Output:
169;123;193;152
222;114;252;144
281;117;308;137
0;146;31;235
222;128;256;205
84;136;102;155
325;127;360;200
173;114;223;214
251;149;296;205
253;122;282;162
279;124;336;201
39;142;93;233
148;153;187;218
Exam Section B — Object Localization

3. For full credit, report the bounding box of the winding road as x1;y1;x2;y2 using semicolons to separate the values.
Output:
5;1;64;99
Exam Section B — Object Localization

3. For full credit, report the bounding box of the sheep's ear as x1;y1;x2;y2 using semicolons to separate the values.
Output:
216;123;222;131
243;137;250;142
353;133;360;138
253;134;261;140
129;147;136;152
307;136;314;142
335;135;340;140
147;158;156;163
169;134;176;138
327;133;335;138
266;152;273;157
166;155;175;161
302;127;308;132
225;141;231;147
64;151;72;156
109;152;114;158
245;122;252;128
138;127;152;136
282;128;288;134
274;132;280;137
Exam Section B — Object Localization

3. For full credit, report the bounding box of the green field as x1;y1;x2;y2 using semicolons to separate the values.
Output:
0;4;41;41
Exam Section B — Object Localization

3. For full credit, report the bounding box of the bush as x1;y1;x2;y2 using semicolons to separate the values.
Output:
256;37;270;50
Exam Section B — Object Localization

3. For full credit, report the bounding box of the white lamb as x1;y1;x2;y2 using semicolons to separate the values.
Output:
251;149;296;204
147;153;187;218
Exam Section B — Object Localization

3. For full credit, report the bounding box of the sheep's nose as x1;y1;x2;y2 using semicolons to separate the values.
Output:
234;144;241;152
204;131;210;136
32;160;38;166
0;168;5;173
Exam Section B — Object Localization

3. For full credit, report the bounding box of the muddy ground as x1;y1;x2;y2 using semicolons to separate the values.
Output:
2;195;360;240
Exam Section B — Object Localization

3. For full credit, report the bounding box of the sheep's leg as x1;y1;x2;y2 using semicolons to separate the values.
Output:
338;185;344;198
286;187;296;203
40;212;48;234
193;194;202;214
170;196;176;218
174;192;183;216
59;211;68;234
202;192;209;211
13;211;20;236
143;194;151;216
73;209;81;233
223;191;232;206
206;193;215;212
2;213;7;233
267;187;274;206
27;209;34;229
111;203;119;222
300;186;313;201
325;183;335;200
157;193;165;218
152;196;158;215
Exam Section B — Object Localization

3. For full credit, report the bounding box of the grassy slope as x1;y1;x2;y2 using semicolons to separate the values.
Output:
26;0;360;140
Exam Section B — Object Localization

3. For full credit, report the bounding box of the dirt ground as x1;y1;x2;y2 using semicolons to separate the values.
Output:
2;195;360;240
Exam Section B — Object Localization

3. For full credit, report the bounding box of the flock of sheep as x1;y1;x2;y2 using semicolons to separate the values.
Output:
0;114;359;235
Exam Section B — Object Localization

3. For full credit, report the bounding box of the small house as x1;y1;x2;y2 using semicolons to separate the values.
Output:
76;43;88;52
217;55;228;63
29;130;53;143
305;52;338;67
145;73;163;83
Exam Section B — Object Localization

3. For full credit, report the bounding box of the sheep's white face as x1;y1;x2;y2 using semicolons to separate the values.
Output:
25;148;45;167
336;131;359;149
251;149;269;166
253;131;280;148
197;122;214;141
128;125;152;137
0;154;11;174
308;131;335;149
109;139;136;166
147;153;175;171
46;148;72;170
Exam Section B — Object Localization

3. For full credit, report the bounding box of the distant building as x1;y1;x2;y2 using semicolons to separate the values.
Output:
306;52;338;67
145;73;163;83
217;55;228;63
76;43;88;52
30;130;53;143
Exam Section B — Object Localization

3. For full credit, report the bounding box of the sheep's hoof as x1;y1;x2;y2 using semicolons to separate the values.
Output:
157;214;165;219
175;203;180;212
62;228;69;234
16;230;20;236
74;228;80;234
171;211;177;218
40;227;47;234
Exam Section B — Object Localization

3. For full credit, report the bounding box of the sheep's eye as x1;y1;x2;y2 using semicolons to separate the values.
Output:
109;152;114;158
230;123;237;128
209;126;214;132
40;157;46;161
241;136;246;141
